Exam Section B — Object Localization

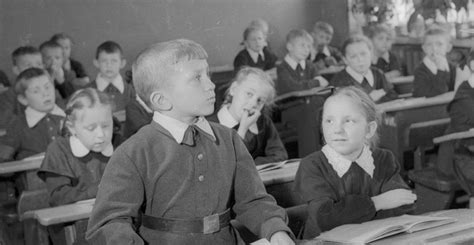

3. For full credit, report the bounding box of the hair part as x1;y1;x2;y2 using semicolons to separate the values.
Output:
286;29;313;45
312;21;334;35
65;88;114;127
14;67;51;95
365;23;395;39
132;39;208;108
341;35;373;56
96;40;123;59
11;46;40;66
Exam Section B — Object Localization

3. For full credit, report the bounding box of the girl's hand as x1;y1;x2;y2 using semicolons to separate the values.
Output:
237;108;261;139
63;59;71;71
369;89;386;101
432;55;449;71
371;189;417;211
270;231;295;245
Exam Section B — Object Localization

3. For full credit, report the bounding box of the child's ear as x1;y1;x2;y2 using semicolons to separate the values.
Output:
149;91;172;111
120;59;126;69
17;94;28;106
93;59;100;69
366;121;378;139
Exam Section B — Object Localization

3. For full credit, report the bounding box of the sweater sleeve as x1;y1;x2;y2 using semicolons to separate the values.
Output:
276;63;320;95
254;117;288;165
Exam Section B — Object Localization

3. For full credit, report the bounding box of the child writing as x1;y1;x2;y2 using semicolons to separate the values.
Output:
50;33;90;87
294;86;416;239
366;24;402;79
0;68;65;162
309;21;344;71
277;29;328;95
234;26;278;78
88;41;135;112
330;35;398;103
208;67;288;165
37;88;113;206
86;39;294;244
413;26;468;97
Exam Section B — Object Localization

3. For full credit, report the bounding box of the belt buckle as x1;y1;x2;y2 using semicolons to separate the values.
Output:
203;213;220;234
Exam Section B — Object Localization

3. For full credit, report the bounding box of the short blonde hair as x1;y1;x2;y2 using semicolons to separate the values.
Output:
286;29;313;46
132;39;208;107
423;25;451;44
312;21;334;35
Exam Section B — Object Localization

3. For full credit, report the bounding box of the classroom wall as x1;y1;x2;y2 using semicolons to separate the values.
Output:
0;0;348;80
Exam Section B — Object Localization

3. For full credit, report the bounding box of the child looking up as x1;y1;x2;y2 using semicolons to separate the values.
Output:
294;86;416;238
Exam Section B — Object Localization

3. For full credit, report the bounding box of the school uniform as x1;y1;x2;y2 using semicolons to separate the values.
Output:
0;105;65;162
70;58;88;79
88;74;136;112
294;145;413;239
330;66;398;103
123;95;153;139
54;68;77;99
86;112;292;245
208;106;288;165
233;47;278;73
276;55;322;95
372;51;401;74
413;57;455;98
0;69;9;87
310;45;343;67
37;136;111;206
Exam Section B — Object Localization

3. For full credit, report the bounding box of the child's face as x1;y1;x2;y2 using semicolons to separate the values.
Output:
57;38;72;59
312;30;332;49
228;74;270;121
344;42;372;74
42;47;64;69
22;75;56;113
287;37;312;62
69;105;113;153
161;59;215;123
14;54;44;74
94;52;125;80
372;32;393;54
322;96;375;161
245;30;266;53
422;34;451;60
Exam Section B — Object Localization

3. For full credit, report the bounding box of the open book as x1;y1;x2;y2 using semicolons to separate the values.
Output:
317;214;457;244
256;158;300;173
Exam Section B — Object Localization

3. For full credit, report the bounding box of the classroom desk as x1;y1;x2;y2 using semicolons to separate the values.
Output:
376;92;454;169
0;153;44;175
388;75;413;96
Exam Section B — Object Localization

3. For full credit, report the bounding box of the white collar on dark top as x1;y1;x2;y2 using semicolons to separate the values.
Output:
69;135;113;157
284;54;306;70
322;144;375;178
25;105;65;128
246;48;265;64
345;66;374;87
423;56;449;75
321;45;331;57
95;74;124;94
152;111;215;143
217;106;258;134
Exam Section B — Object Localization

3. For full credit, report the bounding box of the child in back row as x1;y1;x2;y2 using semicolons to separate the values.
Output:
309;21;344;70
208;67;288;165
330;35;398;103
0;68;65;162
366;24;401;79
294;86;416;238
88;41;135;112
86;39;294;244
277;29;328;95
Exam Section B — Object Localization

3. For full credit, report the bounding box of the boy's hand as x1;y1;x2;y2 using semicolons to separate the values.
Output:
50;66;65;84
237;108;261;139
371;189;417;211
369;89;386;101
269;231;294;245
63;59;71;71
432;54;449;71
314;76;328;87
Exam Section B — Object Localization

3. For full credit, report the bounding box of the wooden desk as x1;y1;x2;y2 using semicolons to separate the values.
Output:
388;75;413;95
0;153;44;175
259;161;300;186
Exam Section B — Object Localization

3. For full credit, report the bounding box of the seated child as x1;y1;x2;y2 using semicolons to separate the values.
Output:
294;86;417;238
367;24;402;79
277;29;328;95
50;33;90;87
38;88;114;206
208;67;288;165
86;39;294;244
330;35;398;103
89;41;135;112
233;26;278;76
413;26;460;97
0;68;65;162
123;95;153;139
40;40;77;99
309;21;344;70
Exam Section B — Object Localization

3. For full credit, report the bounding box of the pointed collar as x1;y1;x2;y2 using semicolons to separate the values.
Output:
468;74;474;88
322;144;375;178
95;74;124;94
373;52;390;64
25;105;66;128
423;57;449;75
321;45;331;57
246;48;265;64
345;66;374;87
152;111;216;144
69;135;113;158
284;54;306;70
136;95;153;114
217;106;258;134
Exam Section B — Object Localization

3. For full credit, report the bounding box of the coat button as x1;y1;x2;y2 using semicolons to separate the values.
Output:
197;153;203;160
198;175;204;182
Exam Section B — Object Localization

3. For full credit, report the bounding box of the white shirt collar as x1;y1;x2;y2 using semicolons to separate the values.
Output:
423;57;450;75
217;106;258;134
152;111;216;144
345;66;374;87
468;74;474;87
136;95;153;114
69;135;113;157
25;105;65;128
322;144;375;178
321;45;331;57
246;48;265;64
95;74;125;94
284;54;306;70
